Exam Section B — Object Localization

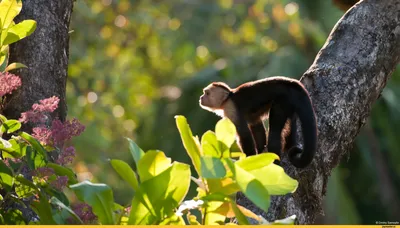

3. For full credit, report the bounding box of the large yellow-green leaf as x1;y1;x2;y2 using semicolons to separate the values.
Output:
215;118;236;148
126;137;145;166
128;162;190;225
0;0;22;29
5;62;27;72
200;156;226;178
175;115;202;175
137;150;171;182
110;159;139;191
226;159;270;212
235;153;279;171
201;130;220;157
3;19;36;45
249;164;298;195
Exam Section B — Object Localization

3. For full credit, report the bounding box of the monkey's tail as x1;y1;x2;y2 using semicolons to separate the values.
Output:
288;91;317;168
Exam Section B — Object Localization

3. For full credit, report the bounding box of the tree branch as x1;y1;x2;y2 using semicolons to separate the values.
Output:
237;0;400;224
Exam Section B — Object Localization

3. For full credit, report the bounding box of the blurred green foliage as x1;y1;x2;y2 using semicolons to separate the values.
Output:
67;0;400;224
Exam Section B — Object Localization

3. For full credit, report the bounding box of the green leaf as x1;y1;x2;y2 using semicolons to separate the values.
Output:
175;115;202;175
207;177;240;196
201;131;220;157
47;163;78;185
70;180;116;225
2;209;25;225
26;146;46;169
15;175;38;198
226;159;270;212
0;0;22;29
0;160;14;191
200;156;226;178
230;201;250;225
0;119;21;134
159;214;185;225
215;118;236;148
137;150;171;182
110;159;139;191
0;45;8;69
126;137;145;166
4;62;27;72
31;191;57;225
129;162;191;225
235;153;279;171
50;197;83;224
271;215;296;225
0;138;27;158
3;19;36;45
249;163;298;195
20;132;48;163
0;114;7;122
204;201;226;225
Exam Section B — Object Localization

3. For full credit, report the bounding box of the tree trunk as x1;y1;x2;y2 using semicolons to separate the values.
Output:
237;0;400;224
3;0;74;128
2;0;74;222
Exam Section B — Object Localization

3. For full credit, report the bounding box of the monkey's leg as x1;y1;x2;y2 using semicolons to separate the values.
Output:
236;117;258;156
250;120;267;153
267;104;289;160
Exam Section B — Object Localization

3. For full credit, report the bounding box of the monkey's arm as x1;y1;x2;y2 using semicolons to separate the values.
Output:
235;117;258;156
250;120;267;153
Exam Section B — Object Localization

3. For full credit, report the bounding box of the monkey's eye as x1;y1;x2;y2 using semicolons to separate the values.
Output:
205;91;209;95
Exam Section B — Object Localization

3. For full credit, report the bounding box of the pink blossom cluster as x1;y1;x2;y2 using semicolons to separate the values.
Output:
32;118;85;147
19;96;60;124
0;72;21;97
19;96;85;166
69;203;98;224
33;167;55;180
50;176;68;191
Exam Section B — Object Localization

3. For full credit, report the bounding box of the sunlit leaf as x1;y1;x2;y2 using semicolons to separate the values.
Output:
215;118;236;148
5;62;27;72
201;131;220;157
0;160;14;191
226;159;270;212
126;137;145;166
137;150;171;182
0;119;21;134
110;159;139;191
129;162;190;225
0;0;22;29
175;115;202;175
249;164;298;195
235;153;279;171
3;19;36;45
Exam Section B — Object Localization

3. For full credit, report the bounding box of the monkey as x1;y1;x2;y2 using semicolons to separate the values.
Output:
199;76;317;168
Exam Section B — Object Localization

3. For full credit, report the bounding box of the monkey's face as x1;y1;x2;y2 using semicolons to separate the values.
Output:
199;84;230;111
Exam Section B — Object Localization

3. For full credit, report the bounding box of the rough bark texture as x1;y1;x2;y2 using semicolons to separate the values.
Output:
3;0;74;128
237;0;400;224
2;0;74;222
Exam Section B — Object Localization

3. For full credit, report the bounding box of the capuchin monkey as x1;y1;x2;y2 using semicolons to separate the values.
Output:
199;76;317;168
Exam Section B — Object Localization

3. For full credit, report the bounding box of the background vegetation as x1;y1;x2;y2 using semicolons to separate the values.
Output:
67;0;400;224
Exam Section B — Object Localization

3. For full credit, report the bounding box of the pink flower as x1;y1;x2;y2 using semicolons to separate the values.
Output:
32;126;52;145
51;176;68;191
19;110;47;123
56;146;76;165
0;72;21;97
34;167;55;178
51;119;85;145
70;203;97;224
32;96;59;112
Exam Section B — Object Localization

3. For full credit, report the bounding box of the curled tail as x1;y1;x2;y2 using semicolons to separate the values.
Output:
287;89;317;168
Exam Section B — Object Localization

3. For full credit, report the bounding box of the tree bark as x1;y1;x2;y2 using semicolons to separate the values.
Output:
3;0;74;128
2;0;74;222
237;0;400;224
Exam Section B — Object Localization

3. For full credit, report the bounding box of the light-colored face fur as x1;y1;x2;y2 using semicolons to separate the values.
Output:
199;84;230;113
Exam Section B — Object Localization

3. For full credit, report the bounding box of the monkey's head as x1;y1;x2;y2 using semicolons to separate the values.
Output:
199;82;231;112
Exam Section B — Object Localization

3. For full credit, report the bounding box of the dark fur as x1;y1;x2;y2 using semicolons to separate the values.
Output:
213;77;317;168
